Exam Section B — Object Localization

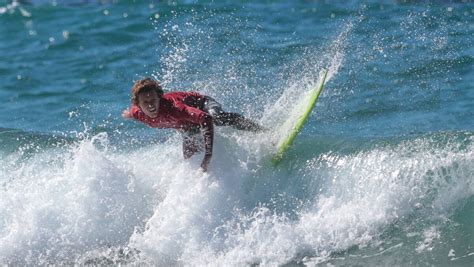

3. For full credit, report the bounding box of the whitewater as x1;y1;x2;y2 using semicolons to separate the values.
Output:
1;1;473;266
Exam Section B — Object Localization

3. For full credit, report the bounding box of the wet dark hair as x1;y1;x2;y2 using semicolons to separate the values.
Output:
131;78;164;105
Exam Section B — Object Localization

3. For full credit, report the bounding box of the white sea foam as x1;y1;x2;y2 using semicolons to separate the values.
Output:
0;128;472;266
2;9;473;262
125;132;473;266
0;134;149;264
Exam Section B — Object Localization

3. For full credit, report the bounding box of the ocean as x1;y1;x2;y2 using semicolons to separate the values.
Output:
0;0;473;266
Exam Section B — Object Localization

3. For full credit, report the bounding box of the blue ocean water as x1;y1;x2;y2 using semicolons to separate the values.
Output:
1;0;473;265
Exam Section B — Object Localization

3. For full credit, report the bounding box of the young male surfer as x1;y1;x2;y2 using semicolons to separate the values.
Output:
122;78;265;172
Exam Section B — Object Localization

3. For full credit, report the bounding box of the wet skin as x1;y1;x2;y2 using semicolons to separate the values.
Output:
137;91;160;118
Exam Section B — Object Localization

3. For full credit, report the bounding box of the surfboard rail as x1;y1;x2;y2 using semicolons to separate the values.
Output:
272;69;329;165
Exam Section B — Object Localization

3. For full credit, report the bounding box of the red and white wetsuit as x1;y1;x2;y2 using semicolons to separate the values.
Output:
130;92;214;165
130;92;210;130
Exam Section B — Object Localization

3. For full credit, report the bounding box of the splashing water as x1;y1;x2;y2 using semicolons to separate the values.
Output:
1;1;473;266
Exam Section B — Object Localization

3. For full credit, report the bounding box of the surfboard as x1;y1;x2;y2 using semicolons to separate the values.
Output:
272;69;329;165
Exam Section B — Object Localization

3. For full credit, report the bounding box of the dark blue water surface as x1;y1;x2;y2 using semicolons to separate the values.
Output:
1;1;473;265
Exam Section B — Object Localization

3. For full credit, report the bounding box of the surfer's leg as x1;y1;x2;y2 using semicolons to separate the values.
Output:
182;131;200;159
203;96;266;132
215;112;266;132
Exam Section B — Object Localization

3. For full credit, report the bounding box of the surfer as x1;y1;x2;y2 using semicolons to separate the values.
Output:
122;78;265;172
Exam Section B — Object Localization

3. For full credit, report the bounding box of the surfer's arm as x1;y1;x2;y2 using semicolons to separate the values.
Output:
122;109;132;119
200;115;214;172
175;103;214;171
123;105;142;120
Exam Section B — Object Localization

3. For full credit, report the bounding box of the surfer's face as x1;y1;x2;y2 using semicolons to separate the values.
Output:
138;91;160;118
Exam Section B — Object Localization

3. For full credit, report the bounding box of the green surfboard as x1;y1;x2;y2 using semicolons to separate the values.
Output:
272;69;329;165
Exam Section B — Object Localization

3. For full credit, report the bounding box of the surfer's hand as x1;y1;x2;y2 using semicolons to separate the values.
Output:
199;162;208;172
200;161;209;172
122;109;132;119
200;154;211;172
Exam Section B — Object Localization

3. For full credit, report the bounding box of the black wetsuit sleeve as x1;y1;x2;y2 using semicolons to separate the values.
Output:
200;115;214;170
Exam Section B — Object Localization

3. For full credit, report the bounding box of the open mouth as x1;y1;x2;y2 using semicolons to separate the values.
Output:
147;105;156;113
